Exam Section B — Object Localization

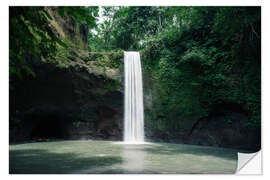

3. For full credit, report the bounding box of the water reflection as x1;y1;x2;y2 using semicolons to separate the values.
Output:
121;145;145;173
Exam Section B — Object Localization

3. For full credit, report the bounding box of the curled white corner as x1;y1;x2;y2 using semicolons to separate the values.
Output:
236;150;262;175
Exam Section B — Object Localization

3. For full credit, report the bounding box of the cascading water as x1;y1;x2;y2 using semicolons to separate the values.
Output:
124;51;144;143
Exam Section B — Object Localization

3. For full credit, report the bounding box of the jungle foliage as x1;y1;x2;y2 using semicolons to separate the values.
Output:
89;7;261;129
9;6;98;80
9;6;261;132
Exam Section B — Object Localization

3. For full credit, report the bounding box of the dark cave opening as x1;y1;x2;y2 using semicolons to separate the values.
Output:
27;112;70;139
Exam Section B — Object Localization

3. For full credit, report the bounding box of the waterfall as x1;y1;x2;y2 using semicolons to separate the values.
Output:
124;51;144;143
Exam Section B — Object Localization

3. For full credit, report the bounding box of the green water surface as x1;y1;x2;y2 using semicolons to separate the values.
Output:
9;140;238;174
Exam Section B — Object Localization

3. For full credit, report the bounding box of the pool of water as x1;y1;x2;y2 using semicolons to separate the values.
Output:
9;140;238;174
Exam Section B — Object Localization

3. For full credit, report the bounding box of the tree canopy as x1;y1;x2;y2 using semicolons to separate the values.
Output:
89;7;260;128
9;6;261;131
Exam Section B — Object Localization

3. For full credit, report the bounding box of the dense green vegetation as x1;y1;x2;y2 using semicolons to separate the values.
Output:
9;7;98;80
9;6;260;136
89;7;261;130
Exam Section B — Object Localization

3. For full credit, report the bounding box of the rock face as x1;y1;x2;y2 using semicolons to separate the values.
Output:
9;8;124;143
10;58;124;142
46;7;88;51
144;100;261;151
187;114;261;150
